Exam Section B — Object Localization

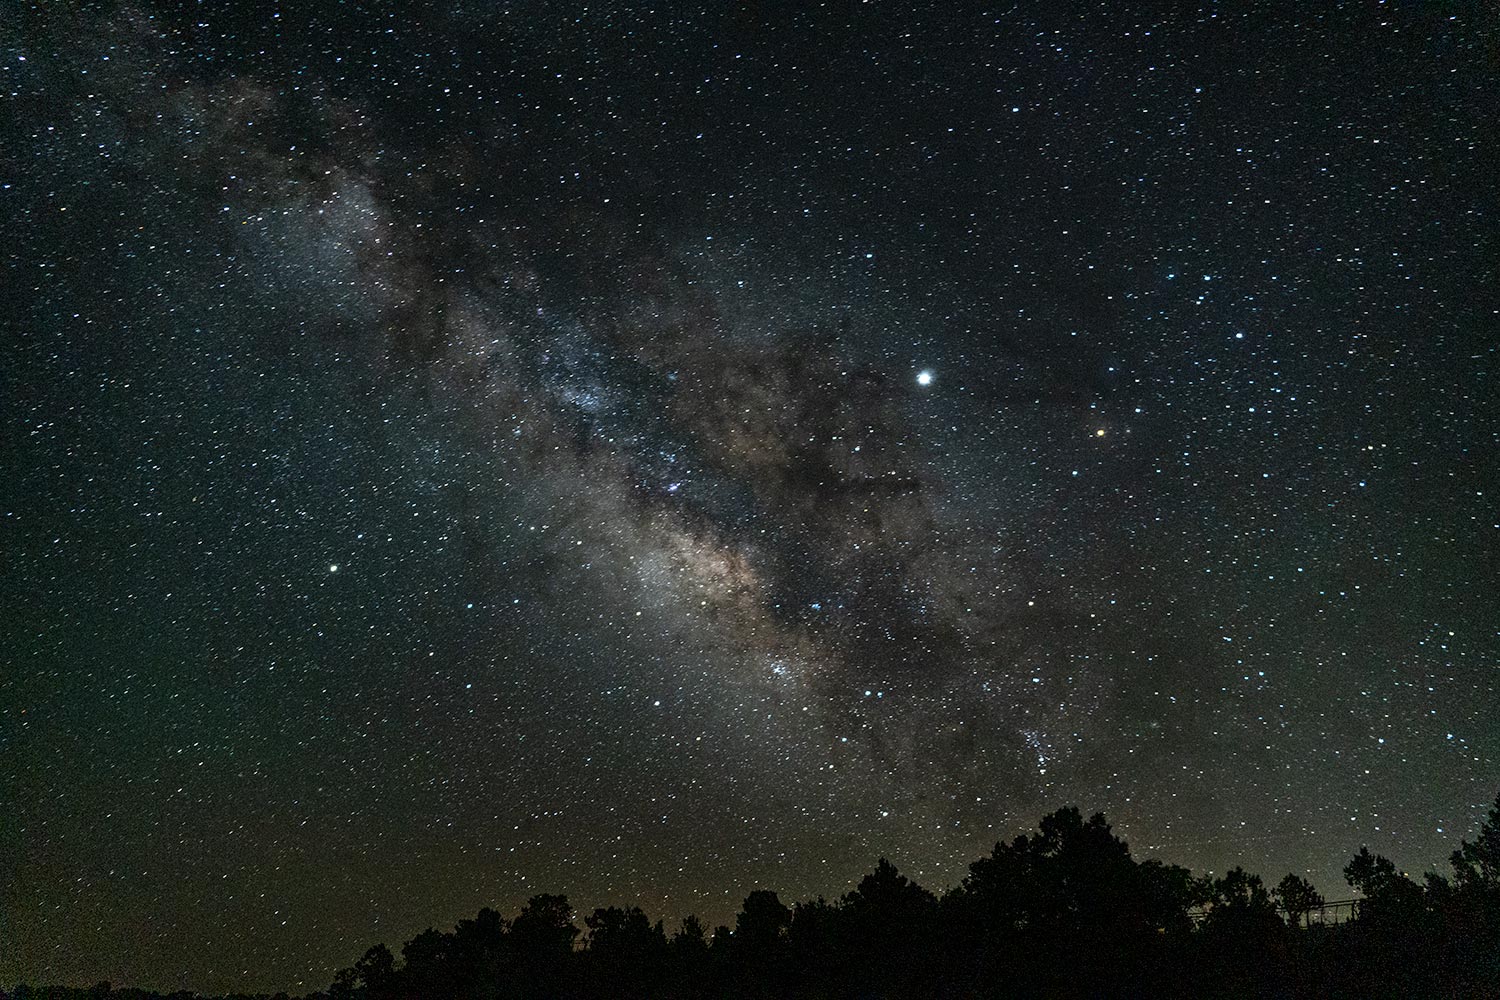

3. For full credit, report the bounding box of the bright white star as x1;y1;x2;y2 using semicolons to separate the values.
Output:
916;369;934;386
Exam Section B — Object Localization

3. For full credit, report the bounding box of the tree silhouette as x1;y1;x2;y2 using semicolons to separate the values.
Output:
1208;867;1274;912
581;905;667;997
344;943;396;998
1344;847;1425;923
509;893;579;959
671;913;708;953
1196;867;1290;995
836;859;938;993
664;913;711;995
32;797;1500;1000
449;908;507;998
1273;873;1325;927
732;889;791;954
1450;791;1500;893
944;807;1200;997
728;889;792;995
584;905;663;956
844;857;937;917
786;896;842;996
399;927;457;996
1338;847;1436;998
1434;792;1500;996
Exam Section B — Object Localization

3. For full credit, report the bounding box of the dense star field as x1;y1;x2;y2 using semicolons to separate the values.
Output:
3;2;1497;994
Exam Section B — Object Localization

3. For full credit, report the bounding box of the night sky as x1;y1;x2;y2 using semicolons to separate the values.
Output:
3;2;1498;994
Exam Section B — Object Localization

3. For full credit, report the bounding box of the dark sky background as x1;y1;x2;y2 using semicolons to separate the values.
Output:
3;1;1497;994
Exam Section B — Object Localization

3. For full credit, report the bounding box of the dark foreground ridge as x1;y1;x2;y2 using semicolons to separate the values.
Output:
11;793;1500;1000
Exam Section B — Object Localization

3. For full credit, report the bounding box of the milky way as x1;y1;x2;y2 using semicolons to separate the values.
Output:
3;4;1497;993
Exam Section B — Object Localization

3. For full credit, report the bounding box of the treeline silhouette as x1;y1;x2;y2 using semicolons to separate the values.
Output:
10;792;1499;1000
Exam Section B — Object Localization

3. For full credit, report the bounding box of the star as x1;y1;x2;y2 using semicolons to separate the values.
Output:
916;369;934;387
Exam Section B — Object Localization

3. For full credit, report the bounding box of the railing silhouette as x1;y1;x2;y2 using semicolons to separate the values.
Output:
1188;898;1360;928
